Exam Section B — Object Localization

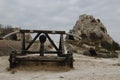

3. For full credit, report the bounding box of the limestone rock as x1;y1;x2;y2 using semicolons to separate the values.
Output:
66;14;120;58
67;14;113;43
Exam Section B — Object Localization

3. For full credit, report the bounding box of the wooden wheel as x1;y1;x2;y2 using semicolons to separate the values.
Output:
67;56;73;68
66;51;73;68
9;51;17;68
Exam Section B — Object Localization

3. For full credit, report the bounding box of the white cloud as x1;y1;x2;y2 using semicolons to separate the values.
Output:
0;0;120;43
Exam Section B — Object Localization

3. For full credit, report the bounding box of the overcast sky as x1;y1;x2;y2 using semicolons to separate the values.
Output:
0;0;120;43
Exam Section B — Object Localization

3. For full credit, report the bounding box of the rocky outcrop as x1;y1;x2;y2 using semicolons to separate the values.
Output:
66;14;120;58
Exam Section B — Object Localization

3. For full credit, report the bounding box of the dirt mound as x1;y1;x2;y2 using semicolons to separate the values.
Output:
0;40;21;56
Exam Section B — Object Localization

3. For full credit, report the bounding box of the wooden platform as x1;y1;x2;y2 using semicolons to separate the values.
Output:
16;55;66;62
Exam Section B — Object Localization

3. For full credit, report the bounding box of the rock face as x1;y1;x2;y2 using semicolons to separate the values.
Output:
66;14;120;58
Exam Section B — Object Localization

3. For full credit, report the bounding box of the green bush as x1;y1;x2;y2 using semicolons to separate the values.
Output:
101;41;113;51
112;41;120;50
101;40;120;51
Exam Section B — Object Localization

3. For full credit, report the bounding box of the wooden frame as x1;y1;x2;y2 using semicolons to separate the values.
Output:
9;29;73;68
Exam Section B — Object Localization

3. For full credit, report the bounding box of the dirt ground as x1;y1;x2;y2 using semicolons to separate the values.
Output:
0;54;120;80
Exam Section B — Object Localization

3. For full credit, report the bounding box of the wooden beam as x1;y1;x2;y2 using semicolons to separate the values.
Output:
45;33;59;51
26;33;41;50
19;29;65;34
21;33;25;55
59;34;65;55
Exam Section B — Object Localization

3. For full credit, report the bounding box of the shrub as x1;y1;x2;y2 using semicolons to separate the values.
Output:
0;25;13;37
101;41;113;51
100;27;106;33
101;40;120;51
112;41;120;50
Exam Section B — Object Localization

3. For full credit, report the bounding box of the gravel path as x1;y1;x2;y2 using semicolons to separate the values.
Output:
0;54;120;80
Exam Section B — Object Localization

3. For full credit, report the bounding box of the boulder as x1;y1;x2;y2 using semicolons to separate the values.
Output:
66;14;120;58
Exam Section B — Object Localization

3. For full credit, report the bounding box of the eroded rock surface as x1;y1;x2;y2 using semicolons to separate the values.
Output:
66;14;119;58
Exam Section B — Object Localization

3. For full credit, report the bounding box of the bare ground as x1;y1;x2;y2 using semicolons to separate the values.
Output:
0;54;120;80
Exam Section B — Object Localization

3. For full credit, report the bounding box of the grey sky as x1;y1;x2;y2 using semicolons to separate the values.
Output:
0;0;120;43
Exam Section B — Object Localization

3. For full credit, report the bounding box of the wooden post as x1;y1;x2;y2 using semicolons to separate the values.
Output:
21;33;25;55
118;51;120;65
116;50;120;65
59;34;65;55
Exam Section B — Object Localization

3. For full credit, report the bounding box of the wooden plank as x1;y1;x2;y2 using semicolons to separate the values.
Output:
59;34;65;55
20;29;66;34
19;51;62;54
16;56;66;62
21;33;26;55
